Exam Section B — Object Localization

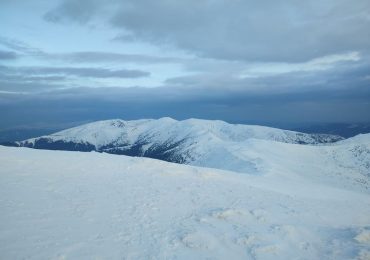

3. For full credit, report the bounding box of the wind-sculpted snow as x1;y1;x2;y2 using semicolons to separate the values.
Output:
4;118;344;172
0;146;369;259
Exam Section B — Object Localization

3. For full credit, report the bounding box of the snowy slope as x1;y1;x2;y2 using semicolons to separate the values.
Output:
6;118;344;172
1;146;370;259
220;134;370;192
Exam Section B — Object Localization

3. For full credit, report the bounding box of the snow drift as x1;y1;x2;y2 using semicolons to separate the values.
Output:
0;145;370;259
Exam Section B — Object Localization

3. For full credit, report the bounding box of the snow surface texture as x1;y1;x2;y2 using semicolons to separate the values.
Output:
1;140;370;259
10;118;344;173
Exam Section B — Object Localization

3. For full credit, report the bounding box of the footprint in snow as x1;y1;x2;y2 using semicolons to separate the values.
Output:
210;208;268;224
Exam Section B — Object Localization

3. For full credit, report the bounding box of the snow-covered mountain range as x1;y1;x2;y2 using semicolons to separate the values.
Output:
3;118;345;173
1;118;370;259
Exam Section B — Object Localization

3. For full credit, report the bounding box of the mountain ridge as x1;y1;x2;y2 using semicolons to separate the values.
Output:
2;118;344;164
6;117;366;175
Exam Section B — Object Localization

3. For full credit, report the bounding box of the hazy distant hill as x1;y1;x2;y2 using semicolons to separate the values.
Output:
295;123;370;138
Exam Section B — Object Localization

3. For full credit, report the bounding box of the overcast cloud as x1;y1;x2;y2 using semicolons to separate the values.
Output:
46;0;370;62
0;0;369;129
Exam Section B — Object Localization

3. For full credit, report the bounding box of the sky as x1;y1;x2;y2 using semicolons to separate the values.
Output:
0;0;370;129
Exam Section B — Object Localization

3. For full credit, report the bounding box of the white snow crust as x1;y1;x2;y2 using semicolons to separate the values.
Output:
1;140;370;259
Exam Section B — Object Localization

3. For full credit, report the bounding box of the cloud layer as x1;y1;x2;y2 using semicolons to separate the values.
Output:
46;0;370;62
0;0;369;128
0;50;17;60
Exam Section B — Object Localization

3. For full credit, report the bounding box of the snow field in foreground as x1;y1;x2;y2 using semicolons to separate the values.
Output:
0;146;370;259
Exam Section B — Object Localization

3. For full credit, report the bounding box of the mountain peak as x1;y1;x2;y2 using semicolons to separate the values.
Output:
3;118;345;173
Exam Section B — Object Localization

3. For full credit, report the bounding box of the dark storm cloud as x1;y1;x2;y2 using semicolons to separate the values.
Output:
0;64;150;92
1;86;369;131
45;0;370;62
165;59;370;96
0;36;44;56
0;68;67;92
0;50;17;60
111;0;370;62
43;0;102;24
1;59;369;129
0;65;150;79
20;66;150;78
0;81;67;93
0;36;187;65
52;51;186;64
